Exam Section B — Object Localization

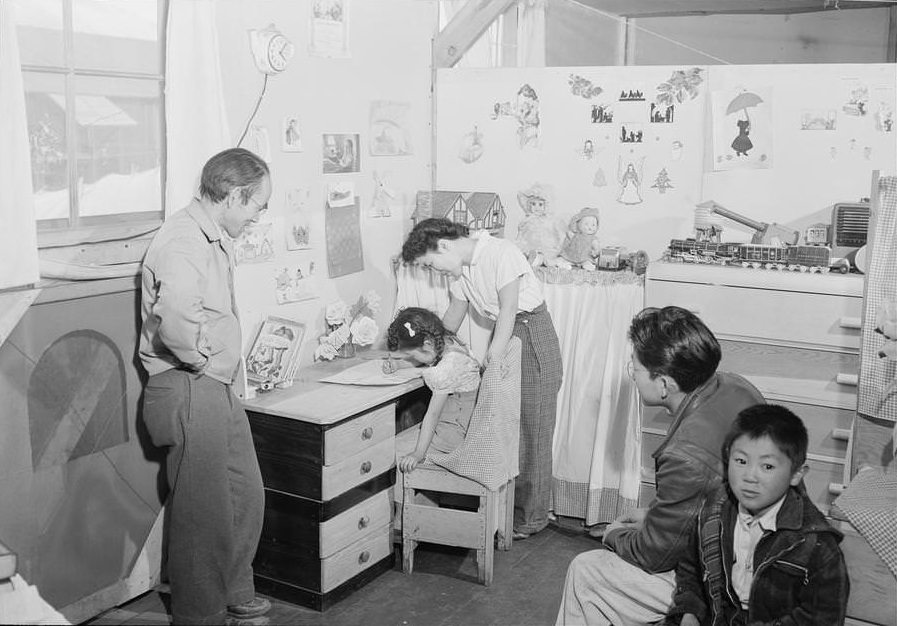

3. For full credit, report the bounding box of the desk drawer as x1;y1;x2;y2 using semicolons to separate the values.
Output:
646;280;862;352
325;405;394;466
319;490;391;558
321;524;391;593
322;437;395;500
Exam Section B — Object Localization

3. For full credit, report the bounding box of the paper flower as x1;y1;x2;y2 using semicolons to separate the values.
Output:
315;292;382;360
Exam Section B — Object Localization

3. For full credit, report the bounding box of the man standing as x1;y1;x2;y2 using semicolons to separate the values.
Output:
139;148;272;625
556;306;764;626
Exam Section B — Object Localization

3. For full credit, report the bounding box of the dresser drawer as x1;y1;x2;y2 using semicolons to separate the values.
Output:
646;280;862;352
325;405;395;466
802;457;845;515
320;524;391;593
322;437;395;500
319;490;391;558
774;400;852;461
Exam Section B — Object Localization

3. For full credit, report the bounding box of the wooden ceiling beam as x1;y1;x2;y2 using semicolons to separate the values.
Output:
433;0;519;68
571;0;897;19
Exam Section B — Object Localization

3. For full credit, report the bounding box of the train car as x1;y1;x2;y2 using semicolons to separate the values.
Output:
738;244;788;268
785;245;832;272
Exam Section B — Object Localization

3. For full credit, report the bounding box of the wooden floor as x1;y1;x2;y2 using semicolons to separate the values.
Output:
87;517;596;626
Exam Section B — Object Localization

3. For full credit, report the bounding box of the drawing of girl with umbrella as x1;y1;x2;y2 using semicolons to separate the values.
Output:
728;90;763;157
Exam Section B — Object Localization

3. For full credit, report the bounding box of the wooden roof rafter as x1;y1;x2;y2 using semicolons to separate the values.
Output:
432;0;519;68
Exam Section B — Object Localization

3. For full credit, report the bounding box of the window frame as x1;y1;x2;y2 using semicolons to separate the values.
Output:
20;0;168;249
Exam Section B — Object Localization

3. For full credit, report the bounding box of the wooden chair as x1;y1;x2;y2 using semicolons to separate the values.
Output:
400;338;521;586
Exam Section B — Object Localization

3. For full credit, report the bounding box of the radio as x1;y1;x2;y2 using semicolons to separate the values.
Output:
830;201;870;260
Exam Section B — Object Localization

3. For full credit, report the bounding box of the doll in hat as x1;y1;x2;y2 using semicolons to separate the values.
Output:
558;206;601;270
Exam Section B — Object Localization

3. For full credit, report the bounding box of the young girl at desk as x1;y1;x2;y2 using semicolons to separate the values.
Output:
384;307;481;473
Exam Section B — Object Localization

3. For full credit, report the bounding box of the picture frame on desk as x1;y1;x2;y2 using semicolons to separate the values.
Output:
245;315;306;387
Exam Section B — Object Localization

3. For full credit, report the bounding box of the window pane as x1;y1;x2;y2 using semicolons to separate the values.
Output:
74;75;163;218
24;71;70;223
12;0;65;68
73;0;161;74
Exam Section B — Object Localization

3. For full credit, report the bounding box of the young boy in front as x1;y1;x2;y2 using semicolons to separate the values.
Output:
663;404;850;626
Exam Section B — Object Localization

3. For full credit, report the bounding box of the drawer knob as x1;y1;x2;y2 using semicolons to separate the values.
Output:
361;427;374;440
831;428;851;441
358;550;370;565
358;515;370;530
836;373;858;386
838;317;862;330
829;482;846;496
360;461;372;474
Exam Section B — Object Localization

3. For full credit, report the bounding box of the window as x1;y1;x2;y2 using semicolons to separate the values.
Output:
14;0;166;236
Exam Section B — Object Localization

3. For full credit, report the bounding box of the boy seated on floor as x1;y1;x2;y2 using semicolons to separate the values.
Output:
661;404;850;626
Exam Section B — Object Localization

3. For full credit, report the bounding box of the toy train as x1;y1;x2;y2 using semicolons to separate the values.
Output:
665;238;851;274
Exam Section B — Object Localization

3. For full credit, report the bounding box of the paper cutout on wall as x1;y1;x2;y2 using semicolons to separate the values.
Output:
274;262;318;304
370;170;399;218
310;0;349;58
591;103;614;123
618;85;645;101
616;157;644;205
873;86;895;132
620;123;644;144
801;109;837;130
491;83;540;149
284;187;312;251
655;68;704;106
649;103;675;123
235;222;275;265
322;133;361;173
325;196;364;278
711;87;772;170
842;79;869;117
459;125;484;163
282;115;303;152
593;168;607;187
569;73;603;99
651;168;674;194
671;140;684;161
327;181;355;207
370;100;412;156
247;125;271;162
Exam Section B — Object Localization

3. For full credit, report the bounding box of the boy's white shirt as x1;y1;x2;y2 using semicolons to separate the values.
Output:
731;493;787;609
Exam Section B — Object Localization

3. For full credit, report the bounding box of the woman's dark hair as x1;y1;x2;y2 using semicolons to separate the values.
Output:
199;147;269;204
386;307;455;362
401;218;469;263
627;306;721;393
722;404;808;472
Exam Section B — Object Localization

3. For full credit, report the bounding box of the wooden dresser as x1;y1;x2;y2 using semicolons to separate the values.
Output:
642;262;864;514
242;358;425;610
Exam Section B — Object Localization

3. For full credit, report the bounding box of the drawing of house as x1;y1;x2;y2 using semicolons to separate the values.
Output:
413;190;506;236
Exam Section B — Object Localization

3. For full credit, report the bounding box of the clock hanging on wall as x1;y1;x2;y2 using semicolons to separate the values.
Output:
249;24;294;74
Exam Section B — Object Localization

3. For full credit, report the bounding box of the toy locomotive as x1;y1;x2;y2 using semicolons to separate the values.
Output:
664;238;849;273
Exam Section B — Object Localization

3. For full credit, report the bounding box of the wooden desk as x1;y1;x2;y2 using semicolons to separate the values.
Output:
242;357;425;611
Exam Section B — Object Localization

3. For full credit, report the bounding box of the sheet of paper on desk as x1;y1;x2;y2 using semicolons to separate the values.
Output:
320;359;422;386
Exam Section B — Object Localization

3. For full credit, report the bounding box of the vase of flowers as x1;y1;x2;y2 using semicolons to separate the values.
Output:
314;291;382;361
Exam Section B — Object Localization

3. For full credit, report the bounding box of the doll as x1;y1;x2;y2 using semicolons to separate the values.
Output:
557;206;601;270
515;183;566;267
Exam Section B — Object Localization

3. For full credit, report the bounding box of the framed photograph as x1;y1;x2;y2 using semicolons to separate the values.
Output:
245;315;306;385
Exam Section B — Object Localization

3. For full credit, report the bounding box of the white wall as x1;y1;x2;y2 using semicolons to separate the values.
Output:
213;1;438;369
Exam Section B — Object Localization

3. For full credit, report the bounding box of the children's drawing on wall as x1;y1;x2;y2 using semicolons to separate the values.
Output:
649;103;675;123
275;262;318;304
671;140;684;161
515;183;565;267
651;168;674;194
282;116;303;152
842;79;869;116
369;100;412;156
616;157;644;205
580;139;596;160
327;181;355;208
593;168;607;187
800;109;837;130
325;196;364;278
591;103;614;123
284;187;312;251
322;133;360;173
711;87;772;171
235;222;275;265
620;123;644;144
655;67;705;105
491;83;540;149
568;73;603;99
369;170;398;218
310;0;349;58
557;207;601;270
247;125;271;162
458;125;484;164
